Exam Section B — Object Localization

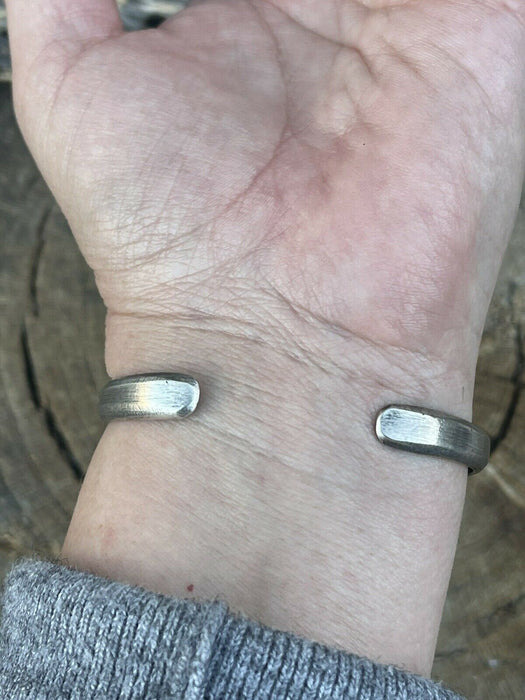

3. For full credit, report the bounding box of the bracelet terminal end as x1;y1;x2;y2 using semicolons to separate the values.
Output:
99;373;200;421
375;405;490;475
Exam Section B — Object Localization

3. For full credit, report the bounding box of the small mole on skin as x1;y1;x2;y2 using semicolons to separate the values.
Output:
186;584;194;592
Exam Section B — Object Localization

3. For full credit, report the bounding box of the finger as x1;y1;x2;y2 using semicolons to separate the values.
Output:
5;0;123;79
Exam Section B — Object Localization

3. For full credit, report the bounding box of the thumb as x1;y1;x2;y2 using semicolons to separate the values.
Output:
5;0;123;70
5;0;123;111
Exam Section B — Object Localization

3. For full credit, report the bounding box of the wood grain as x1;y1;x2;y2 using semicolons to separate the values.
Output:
0;40;524;700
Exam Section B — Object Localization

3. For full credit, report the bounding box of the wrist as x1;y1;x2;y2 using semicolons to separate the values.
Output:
62;307;475;676
103;299;477;416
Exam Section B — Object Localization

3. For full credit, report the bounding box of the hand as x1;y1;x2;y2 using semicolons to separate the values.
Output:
6;0;525;676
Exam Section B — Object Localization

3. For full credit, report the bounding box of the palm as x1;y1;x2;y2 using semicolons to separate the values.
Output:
14;0;525;364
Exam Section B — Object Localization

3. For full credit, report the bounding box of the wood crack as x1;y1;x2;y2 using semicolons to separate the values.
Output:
434;647;468;660
20;324;41;409
490;319;523;455
21;202;84;480
475;592;525;640
42;406;84;481
20;323;83;482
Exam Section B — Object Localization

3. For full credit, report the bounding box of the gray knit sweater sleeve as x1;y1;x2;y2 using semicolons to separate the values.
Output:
0;558;464;700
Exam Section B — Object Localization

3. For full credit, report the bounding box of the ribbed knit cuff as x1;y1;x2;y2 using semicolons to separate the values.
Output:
0;558;465;699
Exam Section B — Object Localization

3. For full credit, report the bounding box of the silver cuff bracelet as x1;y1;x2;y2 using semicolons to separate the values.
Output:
99;375;490;475
375;405;490;475
99;373;200;421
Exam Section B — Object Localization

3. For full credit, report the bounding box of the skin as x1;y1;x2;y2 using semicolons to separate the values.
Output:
5;0;525;678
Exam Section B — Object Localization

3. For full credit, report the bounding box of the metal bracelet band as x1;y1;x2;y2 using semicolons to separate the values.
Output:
99;373;200;421
99;379;489;475
375;405;491;475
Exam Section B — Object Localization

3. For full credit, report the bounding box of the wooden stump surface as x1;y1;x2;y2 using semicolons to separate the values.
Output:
1;33;525;700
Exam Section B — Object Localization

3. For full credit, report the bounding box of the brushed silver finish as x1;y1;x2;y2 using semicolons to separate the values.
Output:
375;405;491;475
99;373;199;421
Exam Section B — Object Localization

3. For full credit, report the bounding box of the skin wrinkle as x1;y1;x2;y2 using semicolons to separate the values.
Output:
261;278;450;375
63;88;101;189
257;4;388;142
263;0;375;79
108;311;453;395
425;40;507;126
105;162;284;274
207;127;293;241
248;0;293;132
104;283;452;383
87;56;284;261
276;0;378;84
96;221;258;287
321;48;365;135
21;34;116;139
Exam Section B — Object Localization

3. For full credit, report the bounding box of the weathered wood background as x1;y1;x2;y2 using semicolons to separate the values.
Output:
1;3;525;698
